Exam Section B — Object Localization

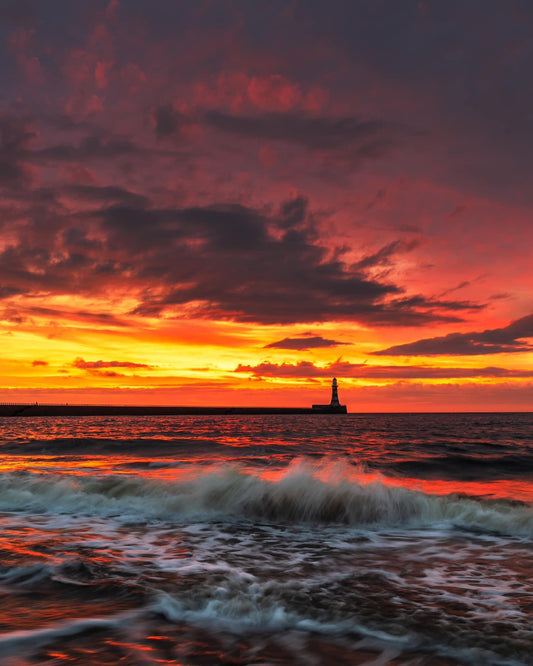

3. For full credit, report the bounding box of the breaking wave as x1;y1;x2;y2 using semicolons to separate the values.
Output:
0;461;531;537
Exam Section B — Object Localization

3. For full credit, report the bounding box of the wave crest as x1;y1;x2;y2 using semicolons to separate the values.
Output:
0;462;531;537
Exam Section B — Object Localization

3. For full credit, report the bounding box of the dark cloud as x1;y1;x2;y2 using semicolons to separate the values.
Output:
0;285;24;299
61;310;129;328
154;107;403;160
99;198;399;324
374;314;533;356
73;358;151;370
0;218;132;300
365;188;387;211
0;115;35;187
0;306;25;323
25;119;188;171
32;359;48;366
152;105;182;138
203;110;402;159
0;116;35;154
439;280;471;298
278;196;308;229
387;294;483;315
448;205;468;218
354;240;419;270
0;193;481;326
33;135;140;162
0;303;129;328
236;360;533;379
99;197;472;325
4;0;533;207
66;185;149;208
264;336;348;350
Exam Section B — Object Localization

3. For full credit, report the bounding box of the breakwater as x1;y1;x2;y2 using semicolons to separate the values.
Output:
0;404;348;417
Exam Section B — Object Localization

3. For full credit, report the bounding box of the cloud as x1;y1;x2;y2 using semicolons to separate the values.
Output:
97;197;478;325
374;314;533;356
0;305;129;328
0;285;24;299
354;240;419;270
0;191;482;326
236;360;533;379
33;135;140;162
0;114;35;187
264;336;348;350
153;107;403;161
203;110;403;160
93;370;124;378
439;280;471;298
365;188;387;211
152;104;183;138
32;359;48;366
73;358;152;369
65;185;149;207
236;361;328;377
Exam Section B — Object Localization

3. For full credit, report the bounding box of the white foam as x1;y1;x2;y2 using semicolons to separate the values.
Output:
0;461;530;537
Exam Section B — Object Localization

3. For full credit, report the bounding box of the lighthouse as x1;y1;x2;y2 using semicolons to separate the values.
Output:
330;377;340;407
312;378;347;413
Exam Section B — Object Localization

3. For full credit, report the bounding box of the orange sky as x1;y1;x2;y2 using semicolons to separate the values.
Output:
0;1;532;410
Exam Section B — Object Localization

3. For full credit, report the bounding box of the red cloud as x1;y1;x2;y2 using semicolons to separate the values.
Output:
247;75;301;111
73;358;152;370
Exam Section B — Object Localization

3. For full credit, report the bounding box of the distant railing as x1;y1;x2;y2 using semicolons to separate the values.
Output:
0;402;74;406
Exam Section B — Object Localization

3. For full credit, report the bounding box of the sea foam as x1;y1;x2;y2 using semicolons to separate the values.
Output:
0;461;530;537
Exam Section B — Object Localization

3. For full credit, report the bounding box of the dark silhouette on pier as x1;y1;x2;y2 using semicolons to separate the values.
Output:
311;377;347;413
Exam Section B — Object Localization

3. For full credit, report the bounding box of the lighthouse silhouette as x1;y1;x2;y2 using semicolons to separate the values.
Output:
330;377;340;407
312;378;347;413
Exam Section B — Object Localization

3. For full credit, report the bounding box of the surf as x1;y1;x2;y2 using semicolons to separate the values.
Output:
0;460;530;537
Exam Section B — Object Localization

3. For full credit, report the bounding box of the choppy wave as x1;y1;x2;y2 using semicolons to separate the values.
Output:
0;461;531;537
390;453;533;480
150;593;526;666
0;612;138;660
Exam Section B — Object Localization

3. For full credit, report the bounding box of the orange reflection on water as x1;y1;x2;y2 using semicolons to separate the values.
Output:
0;455;188;478
394;477;533;503
0;454;531;504
259;465;533;503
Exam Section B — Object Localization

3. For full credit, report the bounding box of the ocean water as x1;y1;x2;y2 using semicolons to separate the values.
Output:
0;413;531;665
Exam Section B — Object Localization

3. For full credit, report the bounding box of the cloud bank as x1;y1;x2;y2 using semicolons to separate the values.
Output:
374;315;533;356
236;360;533;379
264;336;348;350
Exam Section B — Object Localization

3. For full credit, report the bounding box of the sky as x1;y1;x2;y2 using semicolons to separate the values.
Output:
0;0;532;411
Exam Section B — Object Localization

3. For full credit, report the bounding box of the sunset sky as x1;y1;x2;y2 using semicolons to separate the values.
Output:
1;0;532;410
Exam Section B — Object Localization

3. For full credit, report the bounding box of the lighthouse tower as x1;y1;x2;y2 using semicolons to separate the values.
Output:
330;377;340;407
312;377;347;413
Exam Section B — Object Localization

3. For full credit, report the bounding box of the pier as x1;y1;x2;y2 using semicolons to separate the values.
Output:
0;379;348;417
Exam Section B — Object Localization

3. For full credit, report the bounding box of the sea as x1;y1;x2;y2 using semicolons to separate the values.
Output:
0;412;531;665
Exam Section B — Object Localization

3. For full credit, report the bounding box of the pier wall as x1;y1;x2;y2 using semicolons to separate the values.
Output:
0;404;348;417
